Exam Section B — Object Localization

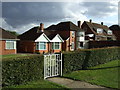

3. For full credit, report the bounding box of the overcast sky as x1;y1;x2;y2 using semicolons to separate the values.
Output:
1;1;119;34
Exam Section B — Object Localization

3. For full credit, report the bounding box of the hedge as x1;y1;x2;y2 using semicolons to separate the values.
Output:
63;47;120;73
2;55;44;87
2;47;120;86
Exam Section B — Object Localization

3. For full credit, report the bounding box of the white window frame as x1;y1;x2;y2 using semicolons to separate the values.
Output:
97;28;103;34
36;42;47;50
107;30;112;35
52;42;60;50
6;40;16;49
79;32;84;37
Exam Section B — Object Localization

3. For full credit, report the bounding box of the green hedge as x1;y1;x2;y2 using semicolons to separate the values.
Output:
63;47;120;73
2;47;120;86
2;55;44;86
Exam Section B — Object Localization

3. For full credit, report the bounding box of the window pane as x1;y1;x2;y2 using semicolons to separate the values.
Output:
6;41;15;49
55;42;59;49
52;42;60;50
36;42;39;50
40;42;46;50
71;42;74;49
72;31;75;37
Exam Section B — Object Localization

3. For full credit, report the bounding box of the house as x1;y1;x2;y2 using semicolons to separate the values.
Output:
76;21;88;49
18;21;83;53
109;25;120;41
45;21;83;51
18;23;64;54
0;28;19;55
81;19;116;41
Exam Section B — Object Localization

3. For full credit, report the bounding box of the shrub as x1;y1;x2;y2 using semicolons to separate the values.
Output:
2;55;44;87
63;47;120;73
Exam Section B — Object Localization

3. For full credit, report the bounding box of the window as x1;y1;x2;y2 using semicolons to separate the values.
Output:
107;30;112;35
36;42;46;50
36;42;39;50
71;31;75;37
71;42;74;50
52;42;60;50
79;32;84;37
6;40;16;49
80;42;83;47
97;28;103;34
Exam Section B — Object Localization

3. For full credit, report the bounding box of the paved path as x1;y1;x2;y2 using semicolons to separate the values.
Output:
47;77;114;89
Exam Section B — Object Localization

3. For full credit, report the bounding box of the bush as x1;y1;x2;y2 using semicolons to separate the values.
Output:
2;47;120;86
2;55;44;87
63;47;120;73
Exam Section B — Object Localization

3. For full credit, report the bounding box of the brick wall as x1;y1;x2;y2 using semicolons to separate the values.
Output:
17;41;62;54
17;41;36;53
88;41;120;49
0;40;16;55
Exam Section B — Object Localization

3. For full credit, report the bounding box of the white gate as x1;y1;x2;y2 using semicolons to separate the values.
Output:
44;53;62;79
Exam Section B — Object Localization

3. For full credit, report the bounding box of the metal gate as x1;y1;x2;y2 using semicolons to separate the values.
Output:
44;53;62;79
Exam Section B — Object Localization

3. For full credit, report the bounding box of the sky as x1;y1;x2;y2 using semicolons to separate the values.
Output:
1;0;119;34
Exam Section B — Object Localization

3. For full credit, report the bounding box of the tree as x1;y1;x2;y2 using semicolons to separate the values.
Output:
6;30;19;36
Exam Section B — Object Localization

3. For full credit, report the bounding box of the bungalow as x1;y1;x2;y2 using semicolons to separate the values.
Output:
81;20;116;41
18;23;64;53
18;21;82;53
109;25;120;41
0;28;19;55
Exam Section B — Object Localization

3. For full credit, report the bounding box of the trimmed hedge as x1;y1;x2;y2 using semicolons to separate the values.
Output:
2;55;44;86
63;47;120;73
2;47;120;86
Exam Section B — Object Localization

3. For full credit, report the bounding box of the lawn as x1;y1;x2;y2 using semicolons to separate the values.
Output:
64;60;119;89
2;79;67;89
1;54;37;59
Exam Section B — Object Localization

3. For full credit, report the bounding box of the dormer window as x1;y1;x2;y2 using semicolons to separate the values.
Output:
107;30;112;35
97;28;103;34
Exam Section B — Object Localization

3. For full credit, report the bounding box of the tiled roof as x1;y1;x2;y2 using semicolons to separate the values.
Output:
18;27;43;41
84;21;110;36
45;21;82;31
109;25;120;40
44;30;69;40
18;21;81;41
18;27;69;41
0;27;18;40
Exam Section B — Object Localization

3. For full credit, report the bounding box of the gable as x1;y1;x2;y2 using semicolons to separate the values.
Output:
51;34;64;42
35;33;50;42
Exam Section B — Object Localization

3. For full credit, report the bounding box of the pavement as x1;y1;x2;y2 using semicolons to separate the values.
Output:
47;77;115;89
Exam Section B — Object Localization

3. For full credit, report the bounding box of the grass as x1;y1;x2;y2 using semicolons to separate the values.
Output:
1;54;38;59
2;79;67;89
64;60;120;89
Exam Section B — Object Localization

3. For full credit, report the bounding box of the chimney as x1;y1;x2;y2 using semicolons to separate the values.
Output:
40;23;44;32
77;21;81;28
89;19;92;23
101;22;103;25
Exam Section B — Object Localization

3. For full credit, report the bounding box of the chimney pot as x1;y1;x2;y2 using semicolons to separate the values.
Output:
77;21;81;28
89;19;92;23
101;22;103;25
40;23;44;32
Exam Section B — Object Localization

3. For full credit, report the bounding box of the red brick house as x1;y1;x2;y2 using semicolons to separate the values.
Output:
0;28;19;55
109;25;120;41
18;23;64;53
81;20;116;41
18;21;81;53
45;21;82;51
